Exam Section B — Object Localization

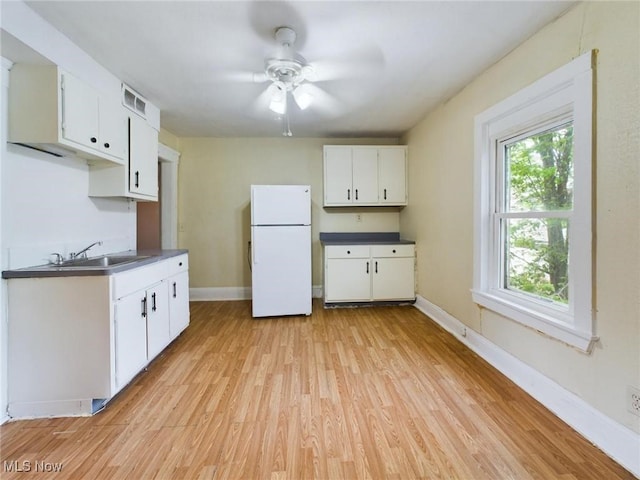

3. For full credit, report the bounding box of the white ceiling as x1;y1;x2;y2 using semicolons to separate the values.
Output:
15;1;574;138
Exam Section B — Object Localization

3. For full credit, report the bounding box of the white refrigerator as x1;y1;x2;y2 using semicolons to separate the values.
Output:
251;185;312;317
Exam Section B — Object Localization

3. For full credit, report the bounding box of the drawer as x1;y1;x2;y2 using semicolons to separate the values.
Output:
112;260;168;300
166;254;189;277
371;244;415;258
325;245;370;259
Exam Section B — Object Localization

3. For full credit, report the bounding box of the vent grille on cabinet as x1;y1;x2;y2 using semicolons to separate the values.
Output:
122;84;147;118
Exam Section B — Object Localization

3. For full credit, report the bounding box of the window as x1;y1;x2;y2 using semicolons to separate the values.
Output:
473;51;596;352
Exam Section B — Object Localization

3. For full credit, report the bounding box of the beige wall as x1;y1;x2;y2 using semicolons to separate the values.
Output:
159;127;180;151
401;1;640;432
176;137;400;288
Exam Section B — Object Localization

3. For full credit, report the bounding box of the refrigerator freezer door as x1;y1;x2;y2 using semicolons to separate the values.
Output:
251;185;311;226
251;225;312;317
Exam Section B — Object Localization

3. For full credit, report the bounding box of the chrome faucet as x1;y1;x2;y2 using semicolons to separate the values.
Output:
50;253;65;265
70;241;103;260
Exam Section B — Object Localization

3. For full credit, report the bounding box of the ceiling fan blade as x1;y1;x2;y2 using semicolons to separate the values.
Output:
206;70;268;83
302;84;345;117
307;44;385;83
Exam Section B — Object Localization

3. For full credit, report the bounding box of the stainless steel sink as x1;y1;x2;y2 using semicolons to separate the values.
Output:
57;255;151;269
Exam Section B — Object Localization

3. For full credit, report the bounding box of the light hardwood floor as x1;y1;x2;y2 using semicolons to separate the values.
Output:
0;300;634;479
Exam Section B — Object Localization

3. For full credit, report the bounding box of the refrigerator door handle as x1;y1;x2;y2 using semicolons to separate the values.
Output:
252;235;258;265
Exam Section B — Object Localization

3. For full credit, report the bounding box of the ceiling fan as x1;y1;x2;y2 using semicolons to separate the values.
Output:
254;26;317;136
219;13;384;137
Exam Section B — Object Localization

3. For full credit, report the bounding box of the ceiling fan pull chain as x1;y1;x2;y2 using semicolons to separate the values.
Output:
282;113;292;137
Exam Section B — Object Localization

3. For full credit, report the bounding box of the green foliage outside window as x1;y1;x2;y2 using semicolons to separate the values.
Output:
504;124;573;304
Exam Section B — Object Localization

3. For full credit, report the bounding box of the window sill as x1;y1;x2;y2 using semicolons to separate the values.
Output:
471;289;598;353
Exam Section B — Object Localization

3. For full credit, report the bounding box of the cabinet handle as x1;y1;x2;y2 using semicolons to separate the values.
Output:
141;297;147;318
347;189;351;201
135;171;140;188
151;292;157;312
173;281;177;298
355;189;359;200
366;261;369;274
104;142;110;149
347;250;351;254
375;261;378;273
90;137;97;143
384;188;387;200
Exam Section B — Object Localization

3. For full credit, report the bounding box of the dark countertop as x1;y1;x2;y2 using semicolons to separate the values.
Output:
2;249;188;279
319;232;415;245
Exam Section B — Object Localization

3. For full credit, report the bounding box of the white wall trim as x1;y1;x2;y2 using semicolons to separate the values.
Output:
190;285;323;302
158;142;180;250
413;295;640;477
158;143;180;164
190;287;251;301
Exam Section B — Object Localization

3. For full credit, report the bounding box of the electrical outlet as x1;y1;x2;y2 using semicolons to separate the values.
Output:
627;386;640;417
356;214;362;223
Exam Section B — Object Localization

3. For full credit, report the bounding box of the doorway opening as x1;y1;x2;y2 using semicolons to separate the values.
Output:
136;143;180;250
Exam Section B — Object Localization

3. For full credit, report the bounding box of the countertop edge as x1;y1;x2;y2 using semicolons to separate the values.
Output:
320;240;415;246
2;249;189;279
319;232;414;246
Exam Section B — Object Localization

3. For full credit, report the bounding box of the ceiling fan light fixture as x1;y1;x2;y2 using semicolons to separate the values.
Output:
268;83;287;114
292;85;313;110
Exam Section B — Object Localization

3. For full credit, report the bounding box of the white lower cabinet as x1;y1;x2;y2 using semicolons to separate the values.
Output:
114;290;149;391
324;244;415;303
169;271;190;338
6;253;190;418
114;280;170;391
325;246;371;302
146;281;171;360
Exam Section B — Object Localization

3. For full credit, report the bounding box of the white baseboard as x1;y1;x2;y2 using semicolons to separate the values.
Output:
414;295;640;478
190;286;323;301
190;287;251;301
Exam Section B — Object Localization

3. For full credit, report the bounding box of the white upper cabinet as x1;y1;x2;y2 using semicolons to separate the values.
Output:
89;114;159;201
352;147;379;203
97;95;128;160
378;147;407;204
323;145;408;206
129;114;159;198
323;146;353;204
9;65;127;165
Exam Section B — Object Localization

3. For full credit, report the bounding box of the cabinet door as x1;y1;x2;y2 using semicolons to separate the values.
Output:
98;99;128;162
168;271;190;339
352;147;378;204
146;281;170;360
371;257;415;301
324;146;353;205
114;291;148;391
129;115;158;198
60;72;100;150
378;148;407;205
325;258;371;302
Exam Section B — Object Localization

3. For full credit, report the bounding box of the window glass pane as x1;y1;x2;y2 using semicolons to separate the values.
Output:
503;217;569;304
504;123;574;212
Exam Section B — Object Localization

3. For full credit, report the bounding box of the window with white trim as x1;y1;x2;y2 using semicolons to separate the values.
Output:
473;51;596;352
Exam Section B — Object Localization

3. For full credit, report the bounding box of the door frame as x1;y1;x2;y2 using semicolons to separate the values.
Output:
158;142;180;249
